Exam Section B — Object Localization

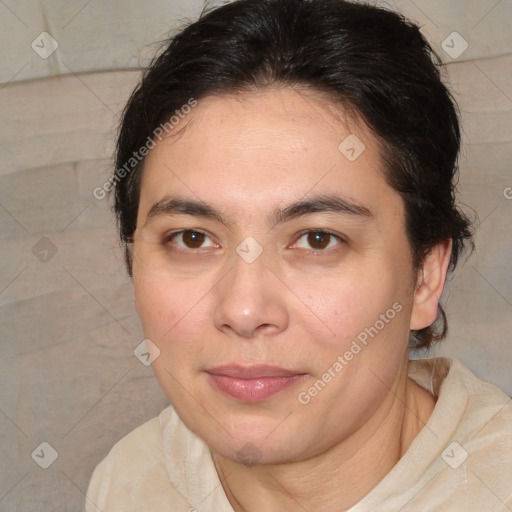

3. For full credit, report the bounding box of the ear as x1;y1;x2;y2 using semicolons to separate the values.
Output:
410;239;452;331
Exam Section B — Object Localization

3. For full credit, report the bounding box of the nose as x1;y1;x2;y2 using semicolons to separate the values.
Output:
212;252;289;339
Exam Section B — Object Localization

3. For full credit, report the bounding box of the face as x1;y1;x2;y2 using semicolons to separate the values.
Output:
132;87;420;464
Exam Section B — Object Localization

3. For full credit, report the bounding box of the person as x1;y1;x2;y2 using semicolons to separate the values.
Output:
86;0;512;510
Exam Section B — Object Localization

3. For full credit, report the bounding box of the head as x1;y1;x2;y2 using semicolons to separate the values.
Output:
110;0;473;464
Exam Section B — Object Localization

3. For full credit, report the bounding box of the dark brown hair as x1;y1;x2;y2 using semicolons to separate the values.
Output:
111;0;474;349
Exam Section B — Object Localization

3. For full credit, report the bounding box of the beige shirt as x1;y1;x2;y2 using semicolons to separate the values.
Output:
86;358;512;511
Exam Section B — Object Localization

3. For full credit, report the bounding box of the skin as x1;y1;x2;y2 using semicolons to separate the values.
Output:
131;86;452;511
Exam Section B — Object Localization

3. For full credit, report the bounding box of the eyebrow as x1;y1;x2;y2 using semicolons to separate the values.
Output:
144;193;373;229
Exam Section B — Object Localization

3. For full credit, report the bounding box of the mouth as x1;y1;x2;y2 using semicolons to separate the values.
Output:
205;365;308;402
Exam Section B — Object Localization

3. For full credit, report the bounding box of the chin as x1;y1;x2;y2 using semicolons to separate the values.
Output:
194;416;314;466
212;437;304;466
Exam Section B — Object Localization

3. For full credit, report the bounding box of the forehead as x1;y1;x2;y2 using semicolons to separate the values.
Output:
137;87;404;226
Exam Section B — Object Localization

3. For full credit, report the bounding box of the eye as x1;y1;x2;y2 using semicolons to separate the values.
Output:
164;230;218;250
293;230;344;252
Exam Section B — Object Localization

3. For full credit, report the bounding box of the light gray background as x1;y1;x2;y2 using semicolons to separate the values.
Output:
0;1;511;511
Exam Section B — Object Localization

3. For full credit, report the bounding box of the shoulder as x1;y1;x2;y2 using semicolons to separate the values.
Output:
408;357;512;508
85;405;192;511
410;356;510;409
410;356;511;443
449;358;512;485
435;357;511;429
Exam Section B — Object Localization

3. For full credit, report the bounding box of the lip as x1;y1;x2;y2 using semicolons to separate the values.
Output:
205;365;308;402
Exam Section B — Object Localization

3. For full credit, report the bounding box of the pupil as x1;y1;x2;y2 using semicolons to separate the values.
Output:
183;231;205;248
308;232;329;249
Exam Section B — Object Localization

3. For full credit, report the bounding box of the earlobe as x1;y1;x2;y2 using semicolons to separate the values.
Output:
410;239;452;331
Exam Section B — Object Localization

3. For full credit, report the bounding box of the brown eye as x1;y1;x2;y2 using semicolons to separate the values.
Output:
294;230;343;252
165;230;217;250
182;230;206;248
307;231;331;250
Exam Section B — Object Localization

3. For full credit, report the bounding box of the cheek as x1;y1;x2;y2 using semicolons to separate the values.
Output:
293;270;409;417
133;272;171;334
133;271;205;341
133;272;213;396
292;264;404;352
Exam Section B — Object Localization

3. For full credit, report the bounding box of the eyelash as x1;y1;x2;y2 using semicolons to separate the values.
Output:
162;229;345;254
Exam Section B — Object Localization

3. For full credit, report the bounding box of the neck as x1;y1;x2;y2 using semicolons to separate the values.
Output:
212;366;436;512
